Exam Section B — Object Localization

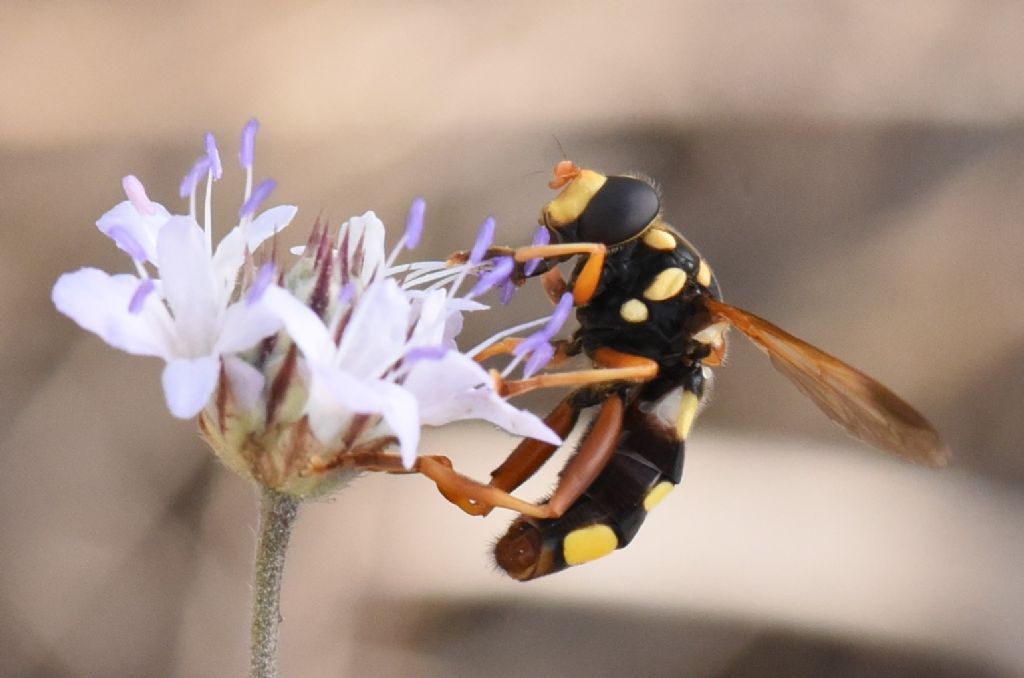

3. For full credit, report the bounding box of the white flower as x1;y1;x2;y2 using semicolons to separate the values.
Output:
53;123;297;418
263;277;559;469
54;120;570;497
54;214;292;417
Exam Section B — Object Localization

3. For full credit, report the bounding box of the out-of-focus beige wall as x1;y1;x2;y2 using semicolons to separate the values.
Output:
2;2;1022;677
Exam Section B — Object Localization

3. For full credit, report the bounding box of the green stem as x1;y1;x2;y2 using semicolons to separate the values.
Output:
250;487;300;678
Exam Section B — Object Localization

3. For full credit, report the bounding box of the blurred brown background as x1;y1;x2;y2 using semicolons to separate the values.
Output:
3;2;1023;677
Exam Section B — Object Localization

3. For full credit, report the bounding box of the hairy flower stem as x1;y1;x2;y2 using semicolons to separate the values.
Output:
250;488;299;678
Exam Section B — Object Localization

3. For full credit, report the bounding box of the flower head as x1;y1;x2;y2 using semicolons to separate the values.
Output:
54;124;297;418
55;121;565;499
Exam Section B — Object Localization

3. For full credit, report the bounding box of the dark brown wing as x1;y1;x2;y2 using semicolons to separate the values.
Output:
704;298;949;467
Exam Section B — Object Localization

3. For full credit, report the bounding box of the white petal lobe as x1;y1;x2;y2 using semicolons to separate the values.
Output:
162;356;221;418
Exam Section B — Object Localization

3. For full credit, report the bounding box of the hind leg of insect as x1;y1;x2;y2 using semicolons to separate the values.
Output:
343;395;625;521
452;393;584;516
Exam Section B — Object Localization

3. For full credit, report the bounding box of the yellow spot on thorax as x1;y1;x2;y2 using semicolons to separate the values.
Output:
542;170;607;227
563;524;619;565
675;391;700;440
642;228;676;251
643;481;674;511
619;298;649;323
696;259;712;288
643;267;688;301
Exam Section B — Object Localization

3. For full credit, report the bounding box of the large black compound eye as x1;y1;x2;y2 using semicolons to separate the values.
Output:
576;176;660;245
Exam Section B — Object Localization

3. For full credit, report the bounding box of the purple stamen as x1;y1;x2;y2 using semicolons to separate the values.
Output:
523;226;550;276
337;281;356;305
128;278;155;314
179;156;212;198
204;132;223;180
500;278;516;305
513;292;574;357
239;118;259;169
404;197;426;249
470;256;514;298
468;216;496;265
547;292;575;334
405;346;448;364
239;178;276;219
122;175;156;215
523;342;555;378
106;225;148;262
246;262;274;306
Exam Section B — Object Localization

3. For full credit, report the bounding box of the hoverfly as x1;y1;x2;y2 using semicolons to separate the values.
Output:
411;160;948;581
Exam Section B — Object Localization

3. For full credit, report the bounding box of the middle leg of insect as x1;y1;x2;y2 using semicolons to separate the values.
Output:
495;347;658;398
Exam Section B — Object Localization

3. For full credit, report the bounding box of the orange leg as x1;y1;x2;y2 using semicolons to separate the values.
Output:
421;395;622;519
542;394;623;516
493;347;659;398
514;242;607;305
340;395;622;521
474;337;576;366
541;266;567;303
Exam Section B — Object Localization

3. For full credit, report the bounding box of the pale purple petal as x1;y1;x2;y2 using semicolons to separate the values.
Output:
334;278;411;378
344;211;386;284
260;286;335;365
311;367;422;467
407;289;448;348
239;179;276;219
156;216;220;352
404;198;426;249
214;297;283;354
96;200;172;264
210;225;246;291
223;354;265;412
239;118;259;169
403;353;561;445
245;205;297;250
162;356;221;418
52;268;165;357
105;225;148;262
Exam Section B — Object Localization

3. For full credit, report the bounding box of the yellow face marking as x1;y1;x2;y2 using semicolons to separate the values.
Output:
675;391;700;440
643;481;674;512
643;267;688;301
696;259;712;288
619;298;649;323
642;228;676;251
563;524;618;565
541;169;607;228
